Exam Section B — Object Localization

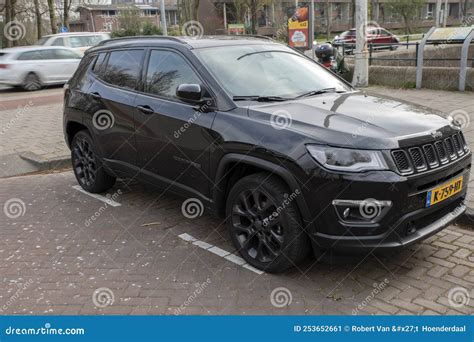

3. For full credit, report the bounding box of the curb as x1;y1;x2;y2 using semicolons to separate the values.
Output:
19;152;71;173
458;207;474;227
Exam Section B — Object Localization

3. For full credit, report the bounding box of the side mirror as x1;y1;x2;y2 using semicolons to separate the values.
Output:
176;84;204;104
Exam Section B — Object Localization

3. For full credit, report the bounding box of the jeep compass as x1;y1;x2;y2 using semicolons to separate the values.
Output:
63;36;471;273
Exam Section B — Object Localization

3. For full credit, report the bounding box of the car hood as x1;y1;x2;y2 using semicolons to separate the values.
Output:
246;91;455;150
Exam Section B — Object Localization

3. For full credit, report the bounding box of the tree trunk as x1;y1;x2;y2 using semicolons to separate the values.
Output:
462;0;469;17
47;0;57;34
351;0;356;27
63;0;70;30
250;0;257;34
4;0;12;47
326;0;331;40
193;0;199;21
34;0;42;39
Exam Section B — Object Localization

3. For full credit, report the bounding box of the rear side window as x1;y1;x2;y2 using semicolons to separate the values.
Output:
53;49;81;59
18;51;43;60
92;52;107;75
69;36;87;48
52;37;65;46
145;50;201;99
69;54;95;88
102;49;144;90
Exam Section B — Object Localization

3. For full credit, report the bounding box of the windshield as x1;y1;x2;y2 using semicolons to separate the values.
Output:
193;45;351;99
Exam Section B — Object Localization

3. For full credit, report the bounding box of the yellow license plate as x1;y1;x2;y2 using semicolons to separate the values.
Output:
426;176;463;207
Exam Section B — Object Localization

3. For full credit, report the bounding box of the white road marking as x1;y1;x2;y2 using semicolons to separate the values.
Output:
177;233;265;275
72;185;121;207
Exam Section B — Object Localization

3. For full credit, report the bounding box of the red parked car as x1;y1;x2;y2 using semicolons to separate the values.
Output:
332;26;400;53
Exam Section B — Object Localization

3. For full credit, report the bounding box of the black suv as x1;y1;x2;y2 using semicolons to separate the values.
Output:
63;36;471;272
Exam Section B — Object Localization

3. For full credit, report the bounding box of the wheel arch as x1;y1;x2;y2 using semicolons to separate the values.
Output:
65;120;88;147
213;153;313;230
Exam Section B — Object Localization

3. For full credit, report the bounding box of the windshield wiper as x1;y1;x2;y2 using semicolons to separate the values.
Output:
233;95;292;102
294;88;343;99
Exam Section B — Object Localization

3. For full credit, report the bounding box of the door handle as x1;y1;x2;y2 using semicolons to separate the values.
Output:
90;92;101;99
136;105;154;115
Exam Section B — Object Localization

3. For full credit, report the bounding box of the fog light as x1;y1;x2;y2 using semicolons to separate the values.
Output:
332;199;392;224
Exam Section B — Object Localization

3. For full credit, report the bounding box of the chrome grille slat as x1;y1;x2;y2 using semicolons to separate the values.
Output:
391;132;469;175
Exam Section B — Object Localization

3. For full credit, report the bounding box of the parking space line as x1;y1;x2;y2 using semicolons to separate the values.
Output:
72;185;122;207
178;233;265;275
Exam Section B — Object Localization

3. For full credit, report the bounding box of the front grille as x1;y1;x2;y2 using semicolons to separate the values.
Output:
391;132;469;175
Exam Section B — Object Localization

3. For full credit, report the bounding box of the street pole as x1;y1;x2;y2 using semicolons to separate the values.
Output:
160;0;168;36
310;0;315;59
352;0;368;87
435;0;442;27
443;0;448;27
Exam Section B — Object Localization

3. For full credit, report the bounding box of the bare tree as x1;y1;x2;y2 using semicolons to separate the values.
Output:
34;0;42;39
63;0;72;30
386;0;424;35
47;0;57;34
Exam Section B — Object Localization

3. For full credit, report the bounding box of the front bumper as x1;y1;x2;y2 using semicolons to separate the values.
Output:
300;152;471;251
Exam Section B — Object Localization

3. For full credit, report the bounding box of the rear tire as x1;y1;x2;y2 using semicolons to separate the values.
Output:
22;73;42;91
71;130;116;193
226;173;310;273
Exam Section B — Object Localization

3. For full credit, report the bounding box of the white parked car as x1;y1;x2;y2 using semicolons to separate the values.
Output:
0;46;82;91
36;32;110;55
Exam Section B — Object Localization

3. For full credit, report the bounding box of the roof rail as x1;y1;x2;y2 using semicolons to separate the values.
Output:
97;35;187;46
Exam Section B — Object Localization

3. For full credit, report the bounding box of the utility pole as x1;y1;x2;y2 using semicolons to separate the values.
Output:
352;0;368;87
160;0;168;36
435;0;442;27
310;0;315;59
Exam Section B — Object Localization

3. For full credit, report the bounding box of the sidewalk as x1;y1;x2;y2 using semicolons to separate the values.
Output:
0;86;473;222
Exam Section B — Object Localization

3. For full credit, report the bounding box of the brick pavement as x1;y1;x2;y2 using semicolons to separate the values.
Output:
0;172;473;315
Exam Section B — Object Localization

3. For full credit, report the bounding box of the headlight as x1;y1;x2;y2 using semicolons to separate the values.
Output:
306;145;388;172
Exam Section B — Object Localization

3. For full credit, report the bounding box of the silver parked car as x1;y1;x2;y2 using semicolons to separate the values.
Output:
36;32;110;55
0;46;82;91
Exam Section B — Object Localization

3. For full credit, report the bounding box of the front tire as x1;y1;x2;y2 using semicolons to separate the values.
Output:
226;173;310;273
71;130;116;193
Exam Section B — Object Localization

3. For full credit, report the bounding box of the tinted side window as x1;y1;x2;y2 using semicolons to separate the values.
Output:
92;52;107;76
69;54;95;88
18;51;43;60
52;37;65;46
69;36;86;48
102;50;144;90
145;50;201;99
53;49;81;59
